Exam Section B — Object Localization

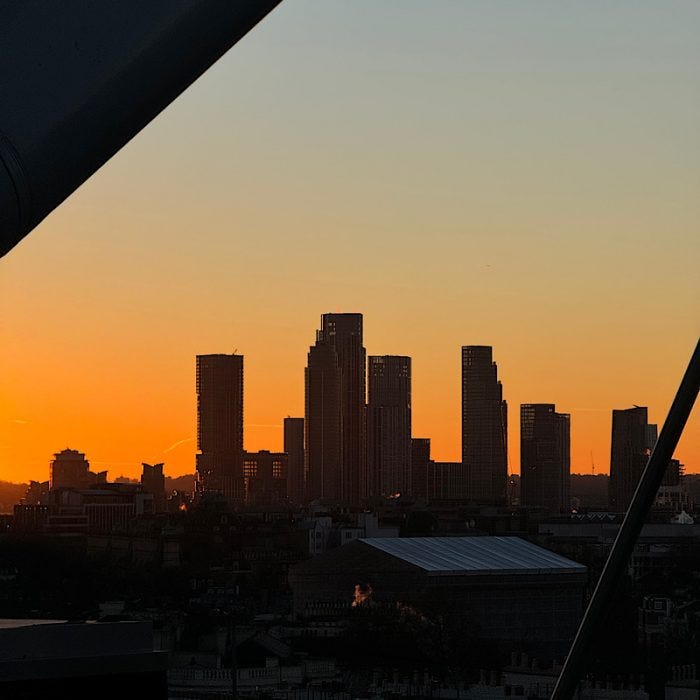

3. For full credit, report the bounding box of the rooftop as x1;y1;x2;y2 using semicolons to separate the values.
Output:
0;619;66;629
360;536;585;575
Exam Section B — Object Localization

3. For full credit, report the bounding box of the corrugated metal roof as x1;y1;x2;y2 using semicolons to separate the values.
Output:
360;536;585;575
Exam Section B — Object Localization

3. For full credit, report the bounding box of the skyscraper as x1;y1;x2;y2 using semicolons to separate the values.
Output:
195;353;244;503
305;340;341;502
411;438;431;500
461;346;508;505
305;313;365;505
367;355;412;497
520;404;571;513
609;406;657;512
284;417;305;503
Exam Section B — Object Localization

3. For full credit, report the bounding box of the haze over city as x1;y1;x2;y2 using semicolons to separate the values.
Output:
1;1;698;483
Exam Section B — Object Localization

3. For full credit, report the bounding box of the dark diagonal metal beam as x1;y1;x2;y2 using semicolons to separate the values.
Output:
552;338;700;699
0;0;283;258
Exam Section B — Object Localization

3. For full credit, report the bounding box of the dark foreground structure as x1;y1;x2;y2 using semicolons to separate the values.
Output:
290;536;587;660
0;619;167;699
0;1;283;257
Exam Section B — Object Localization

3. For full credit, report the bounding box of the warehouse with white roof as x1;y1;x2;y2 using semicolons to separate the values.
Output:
289;536;587;659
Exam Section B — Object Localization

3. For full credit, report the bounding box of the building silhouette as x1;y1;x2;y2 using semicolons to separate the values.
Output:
305;339;341;502
50;448;106;490
14;480;155;535
655;458;692;514
305;314;365;505
427;461;468;501
609;406;657;512
0;619;167;699
284;417;305;503
410;438;431;500
461;346;508;505
141;462;166;513
520;404;571;513
290;536;586;660
367;356;412;497
195;354;244;504
242;450;288;506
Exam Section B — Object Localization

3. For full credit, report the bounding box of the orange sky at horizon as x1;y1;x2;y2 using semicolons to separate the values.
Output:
2;308;698;484
1;1;698;484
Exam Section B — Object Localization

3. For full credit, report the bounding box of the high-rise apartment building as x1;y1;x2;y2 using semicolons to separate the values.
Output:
195;354;244;503
427;461;468;501
305;313;365;505
305;340;341;502
609;406;657;512
367;356;412;497
411;438;431;500
461;346;508;505
284;417;305;503
520;404;571;513
49;448;102;489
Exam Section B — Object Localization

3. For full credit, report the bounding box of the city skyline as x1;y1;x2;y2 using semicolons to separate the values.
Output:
1;1;698;482
6;321;694;487
0;4;697;697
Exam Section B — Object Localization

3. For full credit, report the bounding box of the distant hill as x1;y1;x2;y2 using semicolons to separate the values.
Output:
166;474;195;493
0;481;28;514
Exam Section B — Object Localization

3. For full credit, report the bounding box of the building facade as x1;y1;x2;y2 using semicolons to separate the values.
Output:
195;354;244;503
283;417;305;504
305;340;341;502
520;404;571;513
366;355;412;497
141;462;166;513
426;461;468;501
609;406;656;512
411;438;431;500
461;346;508;505
50;449;105;490
242;450;288;506
289;536;586;659
305;314;365;505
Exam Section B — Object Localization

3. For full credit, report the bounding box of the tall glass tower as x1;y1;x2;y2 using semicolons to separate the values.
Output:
367;355;412;497
461;346;508;505
195;353;244;503
305;313;365;504
520;403;571;513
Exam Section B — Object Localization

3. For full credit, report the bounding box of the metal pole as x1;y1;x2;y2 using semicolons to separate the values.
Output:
551;338;700;699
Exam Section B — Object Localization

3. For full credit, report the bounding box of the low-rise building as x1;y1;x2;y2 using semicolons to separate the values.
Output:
290;535;586;659
0;619;167;699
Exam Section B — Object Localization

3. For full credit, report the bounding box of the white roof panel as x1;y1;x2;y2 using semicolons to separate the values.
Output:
360;536;585;575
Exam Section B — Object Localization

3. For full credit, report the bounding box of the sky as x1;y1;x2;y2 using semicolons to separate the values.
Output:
1;0;698;483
